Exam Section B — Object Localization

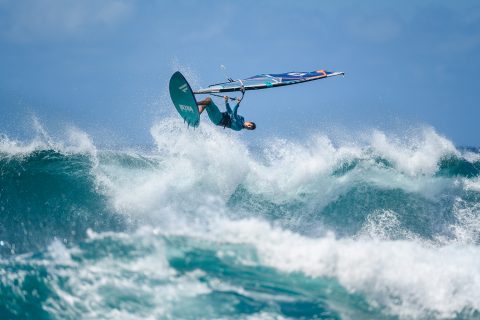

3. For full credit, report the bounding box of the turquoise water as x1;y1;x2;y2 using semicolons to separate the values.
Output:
1;121;480;319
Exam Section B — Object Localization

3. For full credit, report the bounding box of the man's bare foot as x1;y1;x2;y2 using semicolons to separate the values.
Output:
197;97;212;106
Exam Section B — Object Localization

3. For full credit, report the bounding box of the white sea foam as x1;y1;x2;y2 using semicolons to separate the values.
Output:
40;233;210;319
102;215;480;319
463;177;480;192
0;134;44;155
0;116;58;155
462;150;480;163
96;121;462;223
246;135;361;203
358;209;418;241
448;197;480;244
200;218;480;319
0;118;98;157
64;126;98;156
95;118;249;224
370;127;458;176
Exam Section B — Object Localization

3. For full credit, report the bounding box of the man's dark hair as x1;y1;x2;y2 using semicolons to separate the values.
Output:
245;122;256;130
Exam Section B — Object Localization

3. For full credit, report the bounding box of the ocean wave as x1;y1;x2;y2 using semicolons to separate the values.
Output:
0;149;127;255
1;121;480;255
1;120;480;318
2;222;479;319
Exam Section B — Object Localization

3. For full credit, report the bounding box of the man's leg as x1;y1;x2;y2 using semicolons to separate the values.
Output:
196;97;223;125
197;97;212;114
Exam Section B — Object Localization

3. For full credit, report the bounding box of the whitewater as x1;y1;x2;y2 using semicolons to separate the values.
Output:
1;119;480;320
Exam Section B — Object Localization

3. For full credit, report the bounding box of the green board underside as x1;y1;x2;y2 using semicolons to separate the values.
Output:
169;71;200;127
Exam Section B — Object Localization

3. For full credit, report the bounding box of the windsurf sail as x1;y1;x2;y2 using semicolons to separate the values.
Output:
193;69;344;94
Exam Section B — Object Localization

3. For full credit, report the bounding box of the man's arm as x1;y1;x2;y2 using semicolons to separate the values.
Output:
224;96;233;114
233;97;241;116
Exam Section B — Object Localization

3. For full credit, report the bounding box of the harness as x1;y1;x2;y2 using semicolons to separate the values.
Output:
219;112;232;129
213;87;245;129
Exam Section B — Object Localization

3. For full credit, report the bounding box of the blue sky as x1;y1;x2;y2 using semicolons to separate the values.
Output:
1;0;479;146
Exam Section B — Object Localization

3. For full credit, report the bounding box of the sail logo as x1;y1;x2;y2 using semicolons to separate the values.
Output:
288;72;306;77
179;84;188;93
179;104;194;113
